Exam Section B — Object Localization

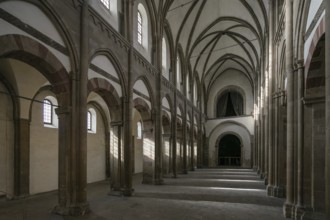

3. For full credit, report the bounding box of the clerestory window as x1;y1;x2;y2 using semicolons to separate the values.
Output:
137;10;143;45
100;0;110;10
43;99;53;124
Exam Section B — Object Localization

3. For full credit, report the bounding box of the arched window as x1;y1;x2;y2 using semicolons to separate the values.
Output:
87;108;97;133
176;56;182;91
87;111;92;131
162;37;167;72
216;91;244;117
186;74;190;99
193;80;197;106
137;121;142;139
100;0;110;9
43;99;53;124
137;10;143;45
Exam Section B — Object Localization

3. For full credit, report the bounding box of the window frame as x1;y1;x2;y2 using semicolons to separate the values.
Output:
137;121;142;139
137;10;143;45
87;110;92;131
43;99;53;125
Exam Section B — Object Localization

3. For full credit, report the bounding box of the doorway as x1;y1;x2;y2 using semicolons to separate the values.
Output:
218;134;241;166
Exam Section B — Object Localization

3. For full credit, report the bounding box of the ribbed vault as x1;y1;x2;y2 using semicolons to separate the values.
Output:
159;0;268;111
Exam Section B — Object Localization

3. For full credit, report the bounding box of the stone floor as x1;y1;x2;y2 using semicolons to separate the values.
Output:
0;168;286;220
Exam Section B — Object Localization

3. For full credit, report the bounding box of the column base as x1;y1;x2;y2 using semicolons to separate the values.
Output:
122;188;134;196
301;210;325;220
273;186;285;198
264;177;268;185
266;185;274;196
253;166;258;171
283;202;295;218
190;167;195;171
53;203;90;216
257;169;261;175
294;205;305;219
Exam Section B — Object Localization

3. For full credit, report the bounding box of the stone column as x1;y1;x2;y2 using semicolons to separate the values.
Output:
122;0;134;196
75;0;89;213
267;0;274;196
123;94;133;195
54;0;91;215
295;59;304;217
153;107;163;184
109;122;123;192
325;0;330;218
283;0;294;217
257;118;262;174
190;111;195;171
261;112;265;176
54;106;71;215
171;111;177;177
153;30;164;184
182;103;188;174
15;118;30;197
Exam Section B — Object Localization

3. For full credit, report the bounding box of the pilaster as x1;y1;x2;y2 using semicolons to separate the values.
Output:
325;0;330;218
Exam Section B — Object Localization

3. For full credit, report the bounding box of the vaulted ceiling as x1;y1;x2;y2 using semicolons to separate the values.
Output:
161;0;269;97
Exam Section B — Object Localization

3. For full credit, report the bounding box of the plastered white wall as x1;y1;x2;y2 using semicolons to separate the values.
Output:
133;79;150;97
0;1;64;46
304;12;325;62
91;55;120;80
133;79;151;109
205;116;254;136
1;59;48;119
30;91;58;194
87;106;107;183
0;2;71;72
305;0;323;30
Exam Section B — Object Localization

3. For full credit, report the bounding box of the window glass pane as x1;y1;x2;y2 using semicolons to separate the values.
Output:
162;37;167;71
43;99;52;124
137;121;142;139
100;0;110;9
87;111;92;130
137;11;142;45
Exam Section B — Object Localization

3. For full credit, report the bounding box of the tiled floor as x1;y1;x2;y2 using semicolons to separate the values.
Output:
0;169;286;220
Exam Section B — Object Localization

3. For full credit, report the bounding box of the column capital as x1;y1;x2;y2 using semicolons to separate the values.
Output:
55;106;71;115
110;121;123;127
294;59;304;70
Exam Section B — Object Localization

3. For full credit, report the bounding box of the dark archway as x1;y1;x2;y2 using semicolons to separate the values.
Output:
216;91;244;117
218;134;241;166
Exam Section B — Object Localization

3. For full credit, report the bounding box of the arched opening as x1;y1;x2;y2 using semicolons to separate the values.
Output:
30;90;59;195
162;112;171;176
216;90;244;117
304;33;325;212
218;134;241;166
87;76;122;194
86;101;107;185
132;108;144;176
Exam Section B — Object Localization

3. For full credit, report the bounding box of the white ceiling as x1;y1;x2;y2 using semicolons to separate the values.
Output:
161;0;269;93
